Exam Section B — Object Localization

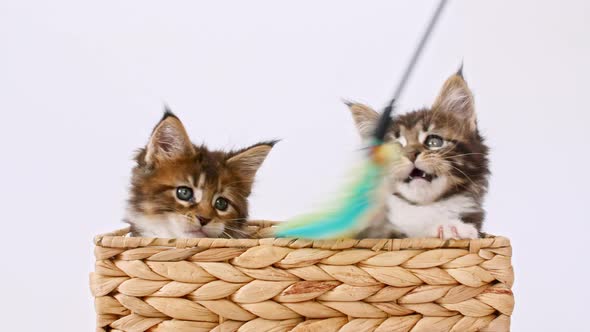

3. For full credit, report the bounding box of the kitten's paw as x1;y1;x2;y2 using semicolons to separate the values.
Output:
431;221;478;240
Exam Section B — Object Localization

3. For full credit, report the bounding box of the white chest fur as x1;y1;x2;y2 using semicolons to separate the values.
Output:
126;209;189;238
387;194;479;238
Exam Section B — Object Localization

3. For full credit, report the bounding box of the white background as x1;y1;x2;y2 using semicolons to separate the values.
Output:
1;1;588;330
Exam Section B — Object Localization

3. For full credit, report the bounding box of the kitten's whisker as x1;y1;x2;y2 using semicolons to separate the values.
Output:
221;217;248;222
434;146;459;158
223;226;252;238
441;153;485;159
225;226;248;232
225;229;250;236
444;162;481;189
221;231;235;239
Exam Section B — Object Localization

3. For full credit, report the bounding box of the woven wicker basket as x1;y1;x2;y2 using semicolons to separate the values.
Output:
90;220;514;332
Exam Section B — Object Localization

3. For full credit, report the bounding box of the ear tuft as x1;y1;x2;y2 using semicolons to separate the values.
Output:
456;61;464;78
144;110;195;165
162;106;176;120
226;141;276;179
346;102;380;139
341;99;354;108
432;71;477;131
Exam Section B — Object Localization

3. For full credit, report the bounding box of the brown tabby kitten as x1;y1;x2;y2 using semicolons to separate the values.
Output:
126;111;276;238
349;69;489;239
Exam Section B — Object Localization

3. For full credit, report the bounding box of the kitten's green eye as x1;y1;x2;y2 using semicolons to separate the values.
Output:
176;186;193;201
425;135;444;149
214;197;229;211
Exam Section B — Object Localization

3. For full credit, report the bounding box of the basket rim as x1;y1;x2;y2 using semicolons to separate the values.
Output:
94;220;510;251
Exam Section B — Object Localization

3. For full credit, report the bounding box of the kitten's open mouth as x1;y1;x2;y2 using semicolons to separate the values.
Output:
405;168;436;183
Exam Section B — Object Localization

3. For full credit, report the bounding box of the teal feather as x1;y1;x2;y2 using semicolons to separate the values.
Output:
275;142;399;239
275;0;447;239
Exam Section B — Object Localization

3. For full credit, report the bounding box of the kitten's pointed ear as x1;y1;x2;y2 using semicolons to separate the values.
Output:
432;69;477;131
226;141;277;179
347;102;380;139
145;110;195;165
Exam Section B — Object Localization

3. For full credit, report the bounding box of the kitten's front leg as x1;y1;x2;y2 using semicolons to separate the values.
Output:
428;219;479;239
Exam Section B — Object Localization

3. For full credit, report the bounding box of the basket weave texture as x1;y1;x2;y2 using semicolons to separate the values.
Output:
91;221;514;332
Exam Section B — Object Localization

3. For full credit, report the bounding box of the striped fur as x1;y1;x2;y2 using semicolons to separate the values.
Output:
126;111;276;238
349;70;490;239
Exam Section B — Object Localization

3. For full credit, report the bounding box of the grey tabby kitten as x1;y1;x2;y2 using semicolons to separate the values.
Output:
349;70;490;239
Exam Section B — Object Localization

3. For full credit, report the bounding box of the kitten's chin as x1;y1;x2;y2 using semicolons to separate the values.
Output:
125;208;233;238
185;223;225;238
394;175;450;204
185;229;207;238
126;209;213;238
201;223;225;238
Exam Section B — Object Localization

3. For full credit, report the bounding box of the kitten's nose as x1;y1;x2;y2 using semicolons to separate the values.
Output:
197;216;211;225
407;151;420;162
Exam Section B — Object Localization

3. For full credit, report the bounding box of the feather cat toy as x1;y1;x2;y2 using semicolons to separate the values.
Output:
275;0;449;239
